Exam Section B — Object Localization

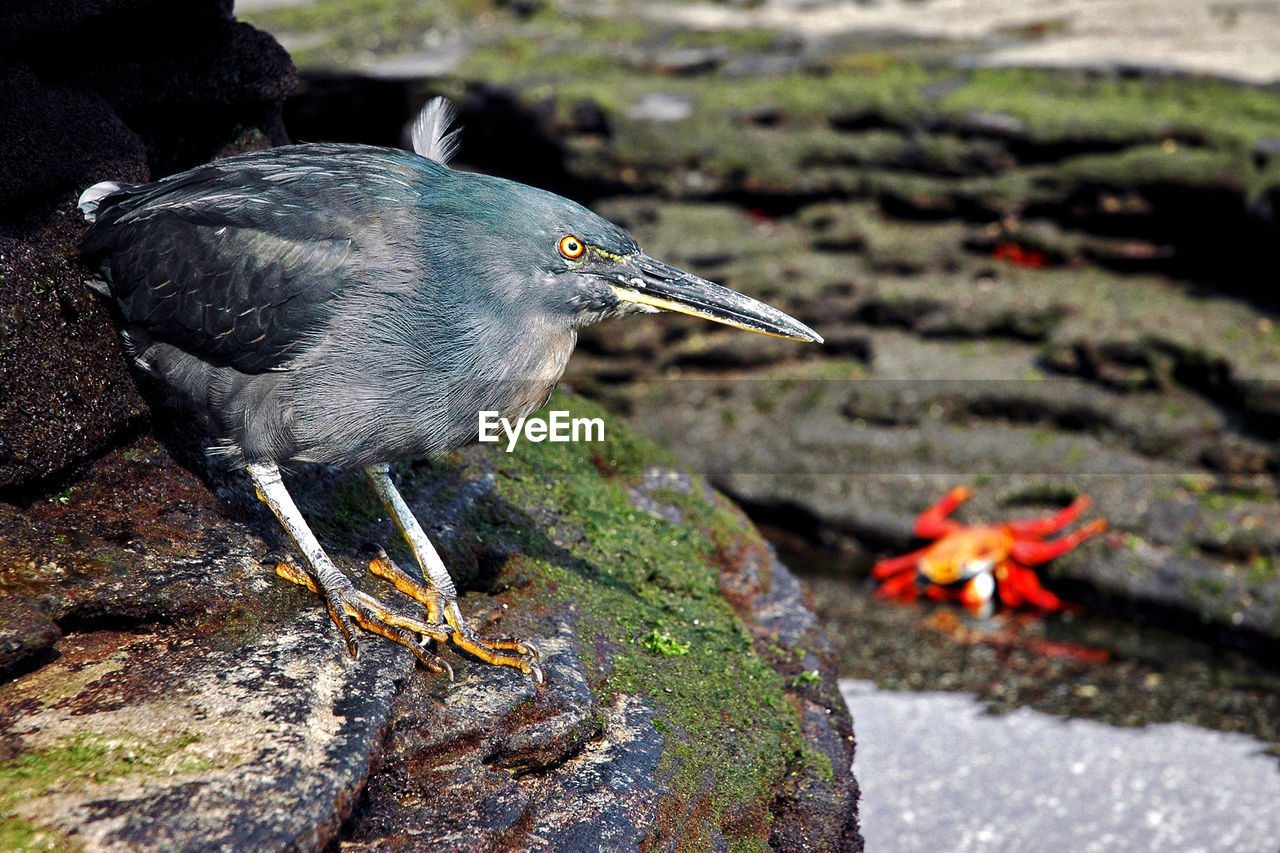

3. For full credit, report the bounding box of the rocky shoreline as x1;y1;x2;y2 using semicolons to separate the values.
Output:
4;0;1280;848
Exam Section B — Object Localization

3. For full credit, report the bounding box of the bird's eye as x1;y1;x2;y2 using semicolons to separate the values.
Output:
558;235;585;259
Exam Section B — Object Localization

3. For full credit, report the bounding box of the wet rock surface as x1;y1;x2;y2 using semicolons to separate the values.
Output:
843;678;1280;852
574;182;1280;653
237;14;1280;841
240;14;1280;659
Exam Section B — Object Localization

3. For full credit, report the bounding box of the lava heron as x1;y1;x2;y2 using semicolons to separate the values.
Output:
78;99;821;682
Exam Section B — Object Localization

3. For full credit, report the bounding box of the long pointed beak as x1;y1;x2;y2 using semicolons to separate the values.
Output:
607;254;823;343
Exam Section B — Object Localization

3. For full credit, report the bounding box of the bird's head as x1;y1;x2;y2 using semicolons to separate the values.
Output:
410;97;819;343
435;171;822;343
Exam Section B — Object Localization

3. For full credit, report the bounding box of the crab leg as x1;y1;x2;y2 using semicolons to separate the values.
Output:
871;544;932;579
1004;495;1092;538
913;486;972;538
996;561;1063;610
1009;518;1107;565
874;569;923;601
923;584;956;603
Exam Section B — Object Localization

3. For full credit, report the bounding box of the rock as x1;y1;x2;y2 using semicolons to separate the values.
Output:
627;93;695;123
0;395;861;850
1253;136;1280;167
0;596;60;676
2;610;407;852
0;63;147;216
67;16;295;176
952;109;1027;139
0;0;294;490
644;48;726;77
364;43;470;80
344;631;668;850
0;214;149;491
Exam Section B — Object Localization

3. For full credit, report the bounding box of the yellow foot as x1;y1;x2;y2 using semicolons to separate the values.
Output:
368;550;543;683
275;558;455;678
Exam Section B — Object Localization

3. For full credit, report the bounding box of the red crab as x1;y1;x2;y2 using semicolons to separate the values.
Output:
872;487;1107;615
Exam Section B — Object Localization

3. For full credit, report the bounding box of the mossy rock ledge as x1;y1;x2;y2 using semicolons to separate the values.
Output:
0;393;860;852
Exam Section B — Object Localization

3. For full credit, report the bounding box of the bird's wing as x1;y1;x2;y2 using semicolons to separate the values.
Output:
80;145;429;374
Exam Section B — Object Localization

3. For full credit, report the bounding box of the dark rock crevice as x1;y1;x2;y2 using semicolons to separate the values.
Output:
0;0;296;492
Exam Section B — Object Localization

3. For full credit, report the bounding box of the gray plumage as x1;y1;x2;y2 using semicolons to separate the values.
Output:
80;144;640;467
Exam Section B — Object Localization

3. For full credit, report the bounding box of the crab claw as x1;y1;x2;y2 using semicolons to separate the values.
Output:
996;561;1063;610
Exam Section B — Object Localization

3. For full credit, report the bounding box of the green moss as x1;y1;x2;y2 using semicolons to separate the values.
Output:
642;628;692;656
1248;554;1276;583
1058;145;1249;191
940;69;1280;149
1187;576;1228;598
463;33;618;83
308;474;388;548
667;28;780;54
1029;429;1055;448
559;14;653;47
469;392;813;846
751;393;777;415
446;28;1280;207
215;566;334;651
0;733;205;851
241;0;499;69
0;815;64;852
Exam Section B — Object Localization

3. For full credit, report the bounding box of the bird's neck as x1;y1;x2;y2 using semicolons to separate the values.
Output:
485;313;576;422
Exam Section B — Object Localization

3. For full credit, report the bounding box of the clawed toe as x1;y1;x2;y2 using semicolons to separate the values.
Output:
273;552;542;682
275;558;454;675
369;552;542;680
445;610;544;683
254;463;545;683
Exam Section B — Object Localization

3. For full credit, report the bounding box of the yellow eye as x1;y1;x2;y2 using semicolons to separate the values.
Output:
559;235;585;259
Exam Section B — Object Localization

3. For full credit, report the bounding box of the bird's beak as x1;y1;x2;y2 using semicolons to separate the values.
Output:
607;254;823;343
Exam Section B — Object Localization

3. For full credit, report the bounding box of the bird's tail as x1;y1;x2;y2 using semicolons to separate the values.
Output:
411;97;462;165
78;181;127;223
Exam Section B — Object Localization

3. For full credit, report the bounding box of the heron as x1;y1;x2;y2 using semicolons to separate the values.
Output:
77;99;821;683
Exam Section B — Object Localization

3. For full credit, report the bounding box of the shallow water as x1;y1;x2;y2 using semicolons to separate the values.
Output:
803;567;1280;747
784;534;1280;847
843;678;1280;852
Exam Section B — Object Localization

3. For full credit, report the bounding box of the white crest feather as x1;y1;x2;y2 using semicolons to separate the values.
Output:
411;97;461;165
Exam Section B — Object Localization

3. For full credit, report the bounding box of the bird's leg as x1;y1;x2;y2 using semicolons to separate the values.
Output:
248;462;454;675
363;464;543;683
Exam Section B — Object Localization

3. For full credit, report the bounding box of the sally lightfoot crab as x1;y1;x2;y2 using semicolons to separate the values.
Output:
872;487;1108;616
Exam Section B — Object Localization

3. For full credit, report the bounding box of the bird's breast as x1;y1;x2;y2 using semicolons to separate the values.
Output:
497;327;576;422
